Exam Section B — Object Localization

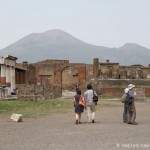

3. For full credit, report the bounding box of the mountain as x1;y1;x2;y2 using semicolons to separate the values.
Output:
0;29;150;66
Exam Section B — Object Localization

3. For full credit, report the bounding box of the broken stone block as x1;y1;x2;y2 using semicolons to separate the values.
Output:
10;113;23;122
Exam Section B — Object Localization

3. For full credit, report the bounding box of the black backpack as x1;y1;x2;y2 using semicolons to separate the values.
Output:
125;92;134;105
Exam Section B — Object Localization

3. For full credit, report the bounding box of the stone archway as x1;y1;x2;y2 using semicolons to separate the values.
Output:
61;66;78;91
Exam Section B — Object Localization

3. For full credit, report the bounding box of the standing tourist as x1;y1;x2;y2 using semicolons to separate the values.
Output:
122;84;138;125
73;89;84;124
84;84;98;123
122;88;129;123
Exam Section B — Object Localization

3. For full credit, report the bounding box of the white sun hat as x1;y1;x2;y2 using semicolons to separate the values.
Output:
128;84;135;89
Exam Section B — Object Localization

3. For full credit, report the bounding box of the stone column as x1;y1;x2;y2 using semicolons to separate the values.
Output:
6;66;11;95
10;66;16;92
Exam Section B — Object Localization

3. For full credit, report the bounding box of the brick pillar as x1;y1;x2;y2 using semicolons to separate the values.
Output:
23;62;29;84
15;71;18;84
93;58;99;77
21;72;24;84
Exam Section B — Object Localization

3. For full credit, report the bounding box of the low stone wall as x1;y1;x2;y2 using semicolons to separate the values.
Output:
16;80;150;100
100;88;124;96
145;88;150;96
90;79;150;100
95;79;150;88
99;87;145;100
17;84;61;100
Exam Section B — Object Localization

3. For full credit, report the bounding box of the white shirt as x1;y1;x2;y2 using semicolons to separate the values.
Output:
84;89;97;104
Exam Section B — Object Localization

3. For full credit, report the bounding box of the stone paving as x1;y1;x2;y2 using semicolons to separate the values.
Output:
0;100;150;150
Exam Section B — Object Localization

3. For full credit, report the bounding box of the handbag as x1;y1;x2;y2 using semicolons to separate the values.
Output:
121;93;127;103
93;90;98;102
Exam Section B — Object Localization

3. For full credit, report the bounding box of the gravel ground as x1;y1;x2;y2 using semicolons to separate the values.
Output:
0;100;150;150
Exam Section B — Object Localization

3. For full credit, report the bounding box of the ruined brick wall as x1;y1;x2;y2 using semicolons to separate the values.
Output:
29;60;69;86
62;65;77;90
62;63;86;90
75;64;86;86
145;88;150;96
92;58;150;80
95;79;150;88
17;84;61;100
119;66;150;79
100;88;124;96
33;63;67;85
0;77;6;85
90;79;150;98
141;67;150;79
99;87;146;100
29;60;88;91
36;59;69;65
86;64;93;82
27;58;150;99
28;64;36;84
120;66;143;79
36;64;55;85
99;63;119;79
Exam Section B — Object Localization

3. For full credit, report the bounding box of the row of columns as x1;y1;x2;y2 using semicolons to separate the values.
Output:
1;64;16;95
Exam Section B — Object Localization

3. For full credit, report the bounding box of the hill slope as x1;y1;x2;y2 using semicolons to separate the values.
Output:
0;29;150;66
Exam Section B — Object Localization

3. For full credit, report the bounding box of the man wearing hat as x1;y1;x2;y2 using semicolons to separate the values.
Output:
122;84;138;125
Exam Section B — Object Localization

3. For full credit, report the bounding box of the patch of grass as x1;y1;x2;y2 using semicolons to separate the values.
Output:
0;98;123;118
0;99;73;118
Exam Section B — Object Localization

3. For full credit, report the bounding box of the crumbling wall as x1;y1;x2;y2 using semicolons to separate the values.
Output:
17;84;61;100
90;79;150;100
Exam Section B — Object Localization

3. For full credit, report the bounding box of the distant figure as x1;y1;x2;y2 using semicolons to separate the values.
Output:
74;82;80;92
11;89;17;95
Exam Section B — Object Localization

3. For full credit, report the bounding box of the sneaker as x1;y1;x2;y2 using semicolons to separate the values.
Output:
92;120;95;123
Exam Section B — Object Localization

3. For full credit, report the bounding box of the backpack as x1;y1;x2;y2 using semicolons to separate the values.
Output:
125;92;134;105
79;97;85;106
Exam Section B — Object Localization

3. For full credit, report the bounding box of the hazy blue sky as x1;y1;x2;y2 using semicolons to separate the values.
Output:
0;0;150;49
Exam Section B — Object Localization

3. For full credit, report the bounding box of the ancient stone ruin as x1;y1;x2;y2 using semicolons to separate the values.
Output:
0;56;150;100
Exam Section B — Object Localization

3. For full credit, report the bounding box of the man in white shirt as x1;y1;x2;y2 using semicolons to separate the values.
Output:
84;84;97;123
